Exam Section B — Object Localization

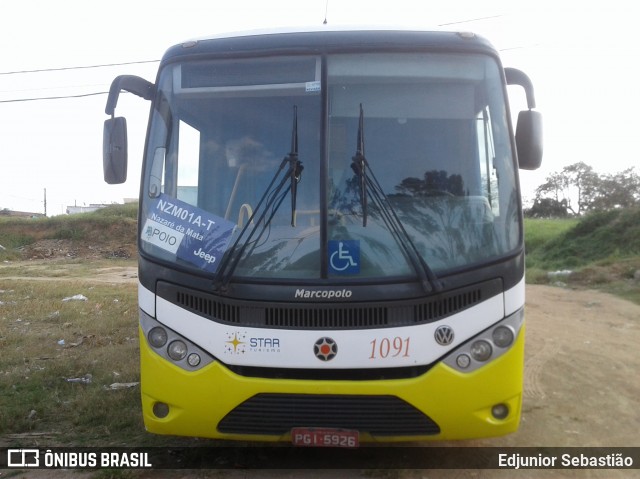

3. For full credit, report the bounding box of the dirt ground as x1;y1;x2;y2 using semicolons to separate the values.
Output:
2;266;639;478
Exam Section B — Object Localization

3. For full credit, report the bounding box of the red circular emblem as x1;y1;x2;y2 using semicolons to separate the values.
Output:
314;337;338;361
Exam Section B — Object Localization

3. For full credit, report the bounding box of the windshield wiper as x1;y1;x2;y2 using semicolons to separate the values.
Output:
350;104;442;294
214;106;302;292
289;106;304;227
351;104;368;226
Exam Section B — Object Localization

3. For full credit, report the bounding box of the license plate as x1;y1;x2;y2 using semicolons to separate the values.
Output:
291;427;359;448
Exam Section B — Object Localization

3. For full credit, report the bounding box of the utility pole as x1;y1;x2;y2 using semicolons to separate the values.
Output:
43;188;47;217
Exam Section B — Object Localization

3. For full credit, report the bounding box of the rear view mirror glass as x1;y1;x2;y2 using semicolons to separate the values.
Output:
515;110;543;170
103;117;128;184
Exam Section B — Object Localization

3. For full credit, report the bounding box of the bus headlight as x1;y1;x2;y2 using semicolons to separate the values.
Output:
470;340;492;362
456;353;471;369
148;327;168;348
492;326;514;348
168;340;188;361
442;308;524;373
140;309;215;371
187;353;202;367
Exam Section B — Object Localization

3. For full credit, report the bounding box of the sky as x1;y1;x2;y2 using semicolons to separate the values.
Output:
1;0;638;215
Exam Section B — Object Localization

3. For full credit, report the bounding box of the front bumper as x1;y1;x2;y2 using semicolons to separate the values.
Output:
139;323;524;442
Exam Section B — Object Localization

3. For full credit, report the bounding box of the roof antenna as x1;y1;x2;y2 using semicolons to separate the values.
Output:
323;0;329;24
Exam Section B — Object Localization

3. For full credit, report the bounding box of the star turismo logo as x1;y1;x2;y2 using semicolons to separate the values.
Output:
314;337;338;361
225;331;247;354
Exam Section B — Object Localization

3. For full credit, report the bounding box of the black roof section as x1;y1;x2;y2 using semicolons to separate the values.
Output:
159;28;499;66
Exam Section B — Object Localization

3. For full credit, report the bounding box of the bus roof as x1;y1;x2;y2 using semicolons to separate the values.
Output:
160;26;498;65
183;24;454;42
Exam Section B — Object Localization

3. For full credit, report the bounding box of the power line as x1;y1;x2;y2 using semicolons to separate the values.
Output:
0;59;159;76
0;59;158;102
499;44;541;52
0;91;109;104
0;28;538;105
437;15;502;27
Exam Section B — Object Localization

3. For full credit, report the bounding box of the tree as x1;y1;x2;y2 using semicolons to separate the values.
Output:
591;167;640;210
524;198;569;218
534;171;565;204
531;163;640;217
562;162;600;215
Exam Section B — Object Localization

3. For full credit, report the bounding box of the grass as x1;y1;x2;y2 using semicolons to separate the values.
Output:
0;203;137;236
0;203;138;262
0;258;134;280
525;207;640;304
524;217;579;253
0;279;148;446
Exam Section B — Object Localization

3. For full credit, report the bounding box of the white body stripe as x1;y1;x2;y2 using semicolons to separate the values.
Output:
138;282;155;317
504;277;525;316
154;291;507;369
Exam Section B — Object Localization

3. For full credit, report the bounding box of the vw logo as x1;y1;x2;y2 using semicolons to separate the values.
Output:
434;326;454;346
314;337;338;361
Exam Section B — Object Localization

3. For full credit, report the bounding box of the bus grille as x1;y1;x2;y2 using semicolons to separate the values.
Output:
414;288;482;322
217;393;440;436
159;278;501;329
265;305;387;328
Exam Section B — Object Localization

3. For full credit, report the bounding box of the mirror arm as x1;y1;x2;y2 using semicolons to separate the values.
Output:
505;68;536;110
105;75;155;116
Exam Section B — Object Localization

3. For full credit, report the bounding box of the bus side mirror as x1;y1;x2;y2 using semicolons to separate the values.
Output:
103;117;128;184
102;75;153;184
504;67;543;171
515;110;543;170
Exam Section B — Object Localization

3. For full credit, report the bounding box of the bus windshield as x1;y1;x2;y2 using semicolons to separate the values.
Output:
140;52;519;282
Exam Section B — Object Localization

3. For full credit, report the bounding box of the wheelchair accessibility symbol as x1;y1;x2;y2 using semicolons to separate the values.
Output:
329;240;360;275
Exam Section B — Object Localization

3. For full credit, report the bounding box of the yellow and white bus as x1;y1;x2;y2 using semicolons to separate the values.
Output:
103;27;542;445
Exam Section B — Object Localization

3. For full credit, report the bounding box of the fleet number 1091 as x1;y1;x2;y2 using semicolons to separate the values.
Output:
369;336;411;359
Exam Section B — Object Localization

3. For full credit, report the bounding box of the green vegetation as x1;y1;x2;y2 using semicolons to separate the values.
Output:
0;203;138;262
523;217;579;253
91;202;138;219
0;203;207;453
526;162;639;217
525;207;640;304
0;279;212;449
0;280;143;445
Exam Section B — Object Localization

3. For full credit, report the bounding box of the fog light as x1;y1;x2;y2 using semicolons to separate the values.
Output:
153;402;170;419
168;340;188;361
148;327;168;348
492;326;514;348
470;340;492;362
491;403;509;420
456;353;471;369
187;353;201;367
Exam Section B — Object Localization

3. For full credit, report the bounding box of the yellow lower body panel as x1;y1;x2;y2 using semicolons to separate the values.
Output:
139;325;524;442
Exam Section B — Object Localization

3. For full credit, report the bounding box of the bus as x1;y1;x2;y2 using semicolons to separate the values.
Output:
103;27;542;445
